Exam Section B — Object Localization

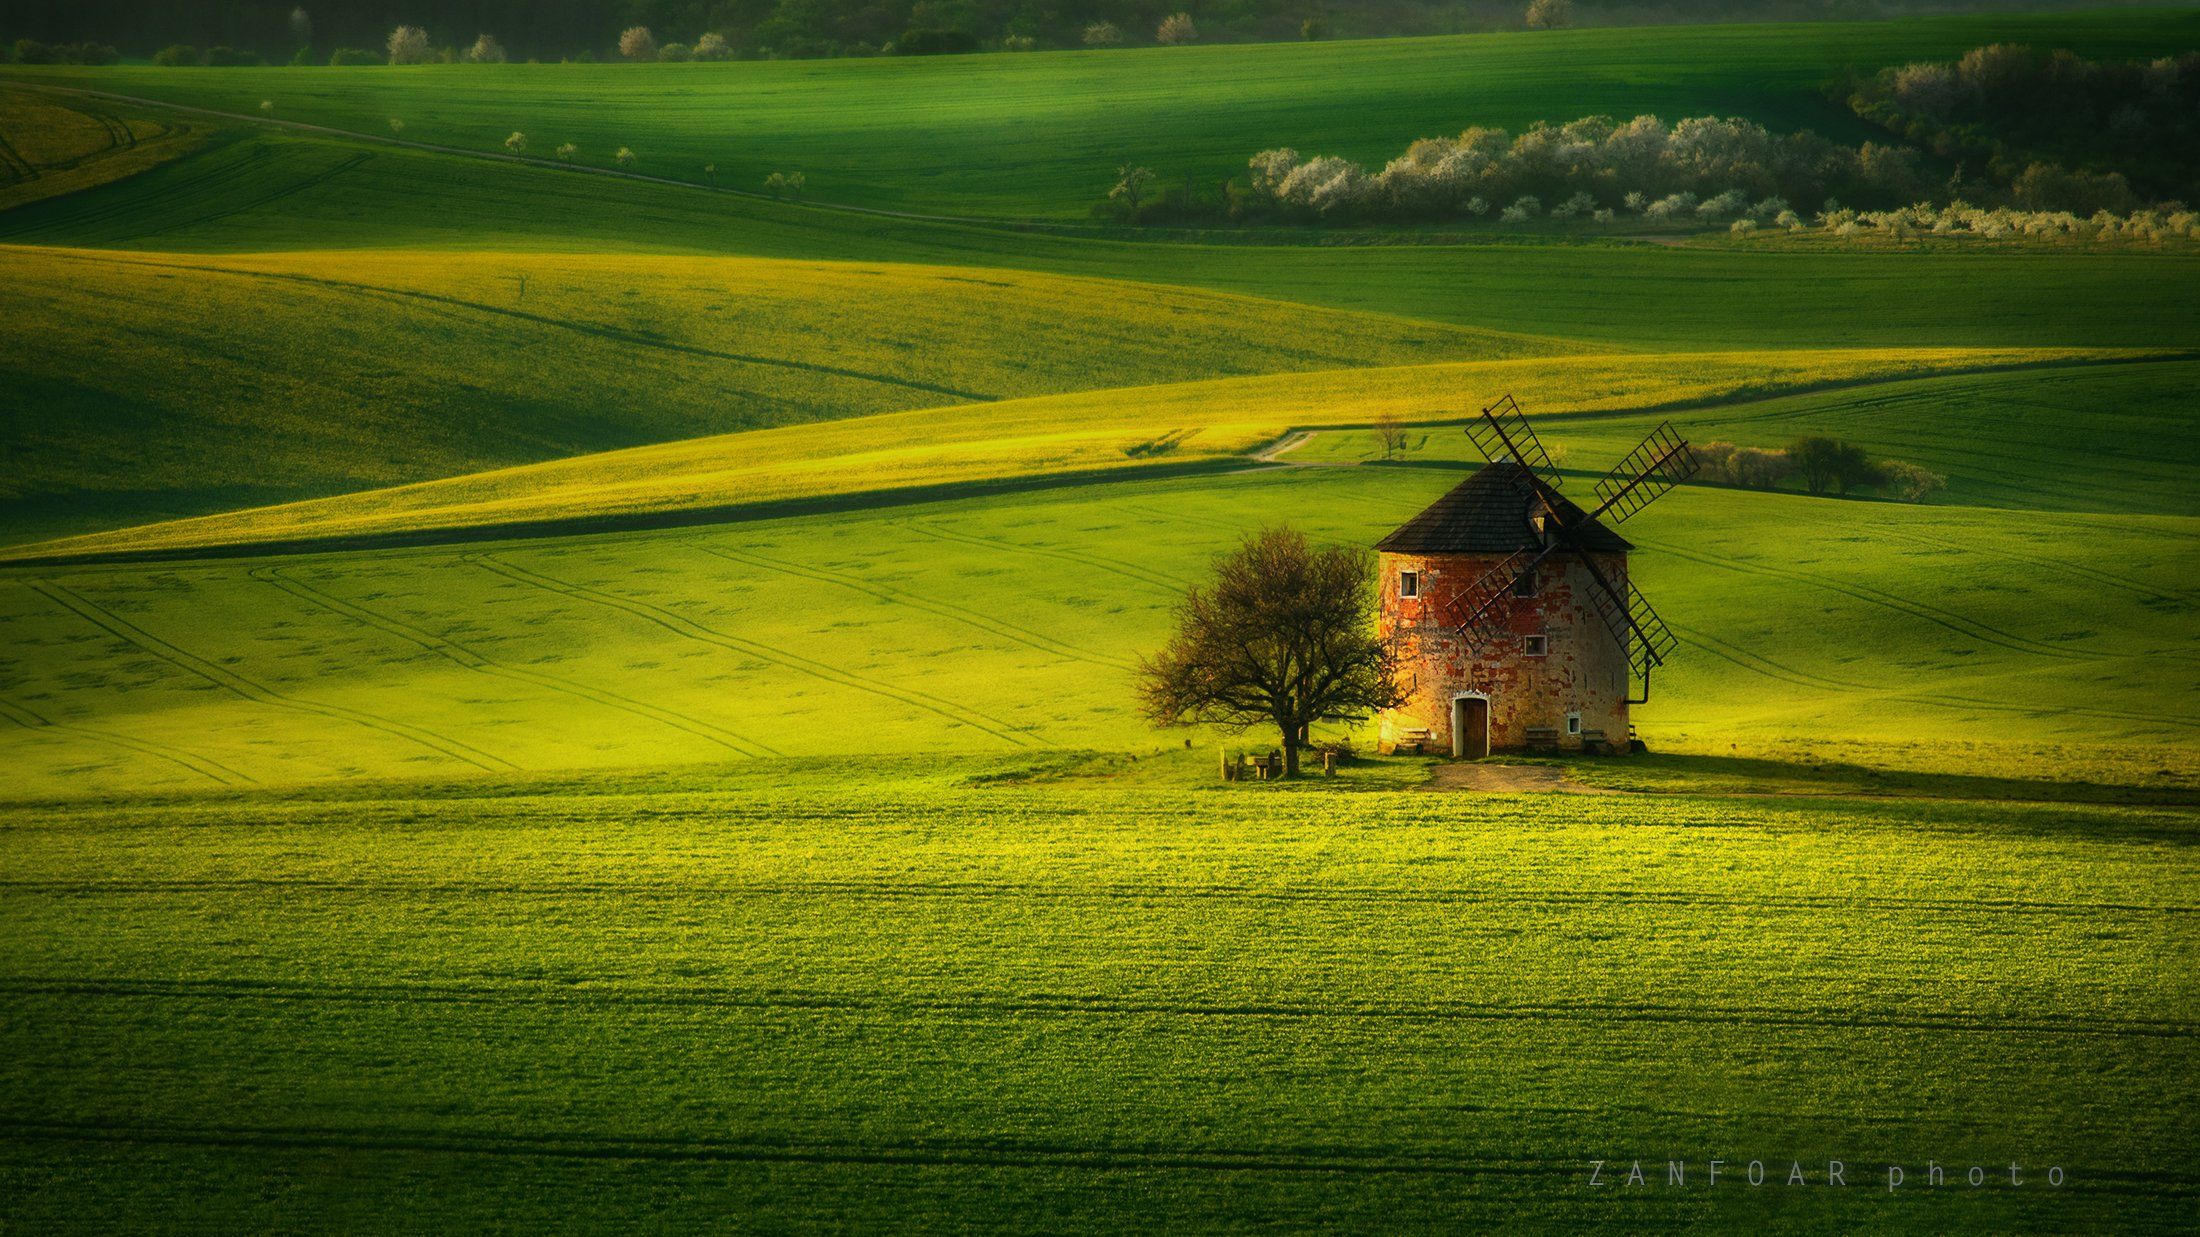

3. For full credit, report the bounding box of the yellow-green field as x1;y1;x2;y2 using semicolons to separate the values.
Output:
2;16;2196;1232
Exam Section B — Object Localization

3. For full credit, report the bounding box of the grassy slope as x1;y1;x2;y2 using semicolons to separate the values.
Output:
4;8;2196;218
2;437;2190;798
1291;358;2200;517
0;246;1542;544
10;346;2158;561
1;770;2193;1230
5;128;2198;352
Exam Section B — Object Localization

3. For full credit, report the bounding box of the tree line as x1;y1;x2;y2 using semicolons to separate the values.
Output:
1843;44;2200;213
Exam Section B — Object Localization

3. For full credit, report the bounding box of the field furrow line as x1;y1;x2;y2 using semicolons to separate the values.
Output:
0;694;252;786
4;978;2190;1040
1638;538;2122;663
251;566;780;759
27;579;516;772
469;555;1044;749
4;879;2188;916
697;546;1134;671
903;520;1189;594
1673;622;2199;731
1873;524;2195;606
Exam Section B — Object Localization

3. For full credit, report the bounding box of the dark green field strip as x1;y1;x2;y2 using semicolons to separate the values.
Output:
0;977;2189;1042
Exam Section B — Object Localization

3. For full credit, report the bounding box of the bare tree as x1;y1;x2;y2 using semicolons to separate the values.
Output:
1526;0;1574;29
619;26;657;61
1156;13;1199;44
1110;165;1155;215
386;25;431;65
1372;411;1408;461
1139;528;1404;778
504;131;527;154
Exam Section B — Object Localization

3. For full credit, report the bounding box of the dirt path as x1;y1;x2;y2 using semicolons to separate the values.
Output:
1420;762;1615;793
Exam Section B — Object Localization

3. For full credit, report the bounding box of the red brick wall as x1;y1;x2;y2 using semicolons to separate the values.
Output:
1376;550;1631;754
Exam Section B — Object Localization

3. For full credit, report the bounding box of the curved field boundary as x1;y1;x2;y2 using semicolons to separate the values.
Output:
0;693;254;786
468;554;1047;750
26;248;996;406
697;546;1134;671
252;566;781;759
26;579;516;772
1872;524;2196;606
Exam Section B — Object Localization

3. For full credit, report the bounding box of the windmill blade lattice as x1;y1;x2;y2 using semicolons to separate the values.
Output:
1590;422;1698;524
1467;393;1566;495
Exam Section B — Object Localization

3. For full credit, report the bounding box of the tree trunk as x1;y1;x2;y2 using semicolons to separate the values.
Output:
1278;724;1301;778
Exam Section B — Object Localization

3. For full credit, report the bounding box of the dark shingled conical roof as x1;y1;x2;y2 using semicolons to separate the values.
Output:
1376;462;1631;555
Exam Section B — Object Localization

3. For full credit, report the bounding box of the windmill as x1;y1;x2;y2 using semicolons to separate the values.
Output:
1415;395;1697;703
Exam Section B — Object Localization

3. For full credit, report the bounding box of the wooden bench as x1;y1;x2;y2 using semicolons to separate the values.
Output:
1391;728;1433;756
1523;726;1561;752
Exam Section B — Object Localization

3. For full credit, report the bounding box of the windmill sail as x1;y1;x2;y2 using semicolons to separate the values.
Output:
1589;422;1698;524
1466;393;1566;496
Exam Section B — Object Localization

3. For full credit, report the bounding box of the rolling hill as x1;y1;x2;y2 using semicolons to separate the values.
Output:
6;7;2197;218
0;245;1558;543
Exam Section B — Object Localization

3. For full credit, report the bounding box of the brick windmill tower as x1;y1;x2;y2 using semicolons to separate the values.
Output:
1376;396;1697;758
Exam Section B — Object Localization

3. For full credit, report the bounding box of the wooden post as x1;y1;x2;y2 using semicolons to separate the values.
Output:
1220;746;1230;781
1323;750;1335;775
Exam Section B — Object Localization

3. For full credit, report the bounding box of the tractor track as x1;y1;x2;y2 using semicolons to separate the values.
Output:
696;545;1133;672
468;554;1044;750
1636;538;2129;665
1873;524;2195;606
0;693;253;786
1673;622;2198;731
0;978;2188;1041
903;520;1190;595
251;566;779;759
27;579;515;773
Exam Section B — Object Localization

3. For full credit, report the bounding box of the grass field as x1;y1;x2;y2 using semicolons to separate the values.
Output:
3;9;2197;1231
6;8;2197;218
2;767;2195;1229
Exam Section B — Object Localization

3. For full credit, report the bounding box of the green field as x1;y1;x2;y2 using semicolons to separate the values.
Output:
2;9;2197;1231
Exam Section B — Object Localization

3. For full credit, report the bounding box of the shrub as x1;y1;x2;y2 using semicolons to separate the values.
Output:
1156;13;1198;45
658;42;692;61
504;131;526;154
618;26;657;61
897;29;979;55
615;147;635;167
1643;192;1698;221
1550;190;1597;218
1499;195;1541;222
555;142;576;160
1697;188;1749;219
387;117;405;133
1082;22;1122;47
1788;436;1875;495
1875;459;1947;503
1729;218;1758;235
10;39;55;64
152;44;203;67
1110;165;1156;214
694;33;732;60
289;47;315;66
330;48;379;66
1002;35;1036;52
1692;441;1738;483
204;46;264;66
466;34;506;63
386;26;431;65
1730;447;1792;489
1525;0;1574;29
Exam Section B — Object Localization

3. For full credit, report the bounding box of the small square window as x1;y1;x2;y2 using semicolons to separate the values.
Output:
1398;570;1420;599
1523;634;1549;657
1565;712;1582;736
